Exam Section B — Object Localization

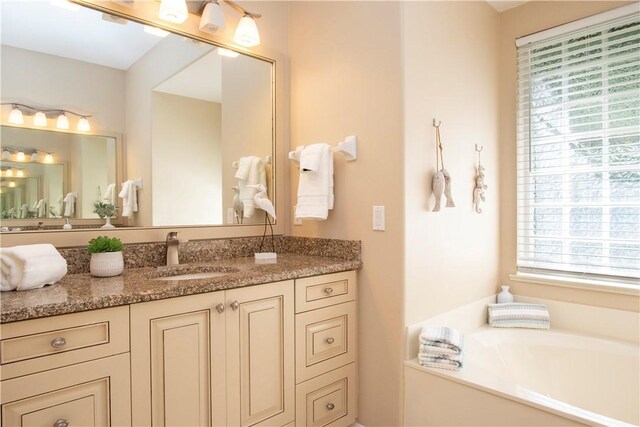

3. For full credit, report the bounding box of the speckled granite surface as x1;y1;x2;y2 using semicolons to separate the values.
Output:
1;237;361;323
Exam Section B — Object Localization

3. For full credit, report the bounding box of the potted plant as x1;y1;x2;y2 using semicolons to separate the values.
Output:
88;236;124;277
93;201;117;229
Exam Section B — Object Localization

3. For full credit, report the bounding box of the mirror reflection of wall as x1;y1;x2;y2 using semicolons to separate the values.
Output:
0;1;274;229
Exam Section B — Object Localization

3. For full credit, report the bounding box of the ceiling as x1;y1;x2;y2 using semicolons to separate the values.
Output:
486;0;529;13
154;50;222;103
0;1;163;70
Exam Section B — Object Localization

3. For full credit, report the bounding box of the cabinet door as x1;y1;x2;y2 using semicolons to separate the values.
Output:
226;280;295;427
130;292;226;427
1;353;130;427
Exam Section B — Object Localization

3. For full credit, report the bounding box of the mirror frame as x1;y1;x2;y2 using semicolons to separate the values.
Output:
0;0;289;248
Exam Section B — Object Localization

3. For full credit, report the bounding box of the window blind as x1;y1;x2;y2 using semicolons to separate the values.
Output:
516;10;640;282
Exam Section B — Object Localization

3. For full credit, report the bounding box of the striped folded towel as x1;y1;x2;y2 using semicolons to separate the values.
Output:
488;303;550;329
419;326;463;355
418;352;464;371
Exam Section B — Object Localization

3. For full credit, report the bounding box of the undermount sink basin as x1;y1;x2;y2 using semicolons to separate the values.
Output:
148;265;240;281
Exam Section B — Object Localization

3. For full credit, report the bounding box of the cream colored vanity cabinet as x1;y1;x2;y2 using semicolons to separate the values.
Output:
0;306;132;427
294;271;358;427
130;280;295;427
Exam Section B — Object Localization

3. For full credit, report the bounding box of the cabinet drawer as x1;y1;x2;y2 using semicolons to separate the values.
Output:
295;271;356;313
295;363;357;427
1;353;131;426
0;306;129;380
296;302;356;383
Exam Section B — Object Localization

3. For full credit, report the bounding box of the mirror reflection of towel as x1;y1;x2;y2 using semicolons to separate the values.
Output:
235;157;267;218
63;193;76;217
119;180;141;217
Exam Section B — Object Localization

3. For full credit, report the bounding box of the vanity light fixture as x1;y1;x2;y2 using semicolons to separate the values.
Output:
159;0;188;24
16;151;26;162
16;169;24;178
56;113;70;130
5;169;13;177
234;13;260;47
199;0;225;34
77;117;91;132
144;25;170;38
44;153;54;164
33;111;47;127
31;151;40;162
8;181;16;188
1;150;10;160
8;105;24;124
217;47;239;58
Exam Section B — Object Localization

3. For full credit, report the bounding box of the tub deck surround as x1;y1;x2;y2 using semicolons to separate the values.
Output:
0;237;362;323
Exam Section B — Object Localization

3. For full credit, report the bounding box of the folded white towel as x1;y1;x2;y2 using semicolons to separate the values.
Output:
119;180;141;218
419;325;464;355
0;244;67;291
295;144;334;221
236;157;267;218
63;192;77;217
488;303;550;329
418;351;464;371
103;183;116;205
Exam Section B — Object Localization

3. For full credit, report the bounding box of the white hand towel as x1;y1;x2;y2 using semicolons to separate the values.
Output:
19;204;28;219
0;244;67;291
103;183;116;205
237;157;267;218
55;195;63;217
295;144;334;220
36;199;47;218
119;180;140;218
235;157;253;181
63;192;77;217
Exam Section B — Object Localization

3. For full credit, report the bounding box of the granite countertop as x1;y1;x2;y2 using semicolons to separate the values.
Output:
0;254;362;323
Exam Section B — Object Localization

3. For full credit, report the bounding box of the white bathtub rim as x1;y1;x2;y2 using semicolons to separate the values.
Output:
404;359;633;427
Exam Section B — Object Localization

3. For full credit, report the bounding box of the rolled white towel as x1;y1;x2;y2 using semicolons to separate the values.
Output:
0;244;67;291
419;325;463;355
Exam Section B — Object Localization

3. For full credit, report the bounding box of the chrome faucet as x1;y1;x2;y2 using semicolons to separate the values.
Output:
166;232;180;266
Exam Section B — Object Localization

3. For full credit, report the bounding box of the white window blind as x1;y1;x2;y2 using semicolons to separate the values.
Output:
516;10;640;283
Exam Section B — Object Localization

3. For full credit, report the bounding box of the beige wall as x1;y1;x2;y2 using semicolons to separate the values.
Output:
402;1;500;326
288;3;405;425
498;1;639;312
151;92;222;226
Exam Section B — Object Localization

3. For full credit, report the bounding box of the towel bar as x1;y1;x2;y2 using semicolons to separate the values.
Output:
232;155;272;169
288;135;357;164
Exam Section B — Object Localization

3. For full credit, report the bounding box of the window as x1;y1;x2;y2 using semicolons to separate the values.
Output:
517;8;640;282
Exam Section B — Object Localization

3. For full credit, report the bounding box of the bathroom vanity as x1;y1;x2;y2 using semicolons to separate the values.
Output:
0;254;359;427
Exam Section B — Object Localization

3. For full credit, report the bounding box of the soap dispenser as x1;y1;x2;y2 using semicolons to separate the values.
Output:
497;285;514;303
63;218;72;230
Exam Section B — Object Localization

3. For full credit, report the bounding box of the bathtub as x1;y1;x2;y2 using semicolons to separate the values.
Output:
404;296;640;426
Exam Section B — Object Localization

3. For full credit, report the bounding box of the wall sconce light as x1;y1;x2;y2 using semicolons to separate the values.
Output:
5;169;13;177
34;111;47;127
8;181;16;188
31;151;40;162
56;113;70;130
217;47;239;58
199;0;225;34
77;117;91;132
8;105;24;124
2;103;92;132
16;169;24;177
2;150;10;160
44;153;54;163
16;151;26;162
234;13;260;47
159;0;188;24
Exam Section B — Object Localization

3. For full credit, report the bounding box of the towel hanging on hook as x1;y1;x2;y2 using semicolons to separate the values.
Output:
474;144;488;214
431;120;455;212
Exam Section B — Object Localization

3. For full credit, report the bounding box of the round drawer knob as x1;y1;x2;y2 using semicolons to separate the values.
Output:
326;403;335;411
53;419;69;427
325;337;335;344
230;300;240;311
50;337;67;349
215;303;225;314
323;287;334;295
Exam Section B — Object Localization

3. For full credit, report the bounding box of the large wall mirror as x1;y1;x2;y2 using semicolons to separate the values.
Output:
0;0;275;232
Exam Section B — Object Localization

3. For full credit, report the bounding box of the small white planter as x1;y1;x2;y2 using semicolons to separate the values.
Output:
90;251;124;277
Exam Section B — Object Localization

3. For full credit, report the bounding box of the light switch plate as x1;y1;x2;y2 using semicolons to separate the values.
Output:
373;206;385;231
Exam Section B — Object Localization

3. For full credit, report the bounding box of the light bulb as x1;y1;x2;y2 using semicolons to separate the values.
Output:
77;116;90;132
1;150;10;160
34;111;47;126
159;0;188;24
143;25;169;38
44;153;54;163
16;151;25;161
56;113;69;130
8;106;24;124
5;169;13;177
8;181;16;188
199;1;225;34
218;47;239;58
16;169;24;177
234;14;260;47
31;151;40;162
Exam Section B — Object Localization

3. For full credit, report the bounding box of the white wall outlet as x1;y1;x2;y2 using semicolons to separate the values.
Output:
372;206;385;231
294;206;302;225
